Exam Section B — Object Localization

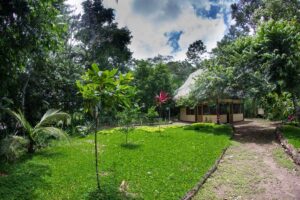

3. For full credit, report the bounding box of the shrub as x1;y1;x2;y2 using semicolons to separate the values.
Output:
184;123;232;136
284;121;299;127
0;136;29;162
146;106;159;124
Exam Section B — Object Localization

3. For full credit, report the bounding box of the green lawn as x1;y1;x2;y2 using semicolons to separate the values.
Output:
282;125;300;149
0;124;232;200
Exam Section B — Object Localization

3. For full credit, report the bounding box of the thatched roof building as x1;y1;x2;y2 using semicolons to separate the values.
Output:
174;69;244;124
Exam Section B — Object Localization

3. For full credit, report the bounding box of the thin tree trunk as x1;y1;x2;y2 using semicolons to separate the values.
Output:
28;137;35;153
94;108;100;190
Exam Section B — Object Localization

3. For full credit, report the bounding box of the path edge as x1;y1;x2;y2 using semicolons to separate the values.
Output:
276;127;300;165
181;147;229;200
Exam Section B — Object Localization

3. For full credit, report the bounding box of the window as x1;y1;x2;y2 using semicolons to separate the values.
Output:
186;107;195;115
209;105;217;114
203;105;209;114
202;104;217;115
233;104;241;114
219;104;228;114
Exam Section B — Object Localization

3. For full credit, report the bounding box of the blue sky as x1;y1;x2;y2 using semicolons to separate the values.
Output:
66;0;236;60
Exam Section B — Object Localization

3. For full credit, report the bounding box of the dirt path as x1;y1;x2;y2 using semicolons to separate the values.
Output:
194;119;300;200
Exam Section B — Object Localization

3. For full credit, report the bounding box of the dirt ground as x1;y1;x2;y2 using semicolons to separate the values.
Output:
194;119;300;200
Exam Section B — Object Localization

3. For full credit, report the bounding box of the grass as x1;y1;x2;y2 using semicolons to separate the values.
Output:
0;124;232;200
281;125;300;149
194;142;266;200
272;147;295;171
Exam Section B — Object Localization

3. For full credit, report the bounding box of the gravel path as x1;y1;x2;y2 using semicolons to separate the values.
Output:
194;119;300;200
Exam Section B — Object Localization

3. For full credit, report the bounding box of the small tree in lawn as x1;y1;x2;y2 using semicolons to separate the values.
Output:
76;63;135;190
146;106;159;125
155;91;170;132
117;105;140;144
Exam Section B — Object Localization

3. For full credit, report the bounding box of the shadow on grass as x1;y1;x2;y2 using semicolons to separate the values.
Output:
0;162;51;199
157;133;171;138
120;143;141;150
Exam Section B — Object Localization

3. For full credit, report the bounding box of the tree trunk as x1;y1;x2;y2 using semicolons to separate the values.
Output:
27;137;35;153
94;108;100;190
216;99;220;124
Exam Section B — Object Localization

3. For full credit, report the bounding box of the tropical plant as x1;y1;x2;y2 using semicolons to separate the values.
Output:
76;63;135;190
117;106;140;144
146;106;159;125
0;136;29;162
9;109;70;153
155;91;170;131
255;20;300;115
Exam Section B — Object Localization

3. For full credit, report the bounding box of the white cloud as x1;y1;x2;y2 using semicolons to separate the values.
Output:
66;0;231;60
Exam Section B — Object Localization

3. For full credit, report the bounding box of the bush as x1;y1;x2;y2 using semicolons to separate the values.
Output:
184;123;233;136
146;106;159;124
0;136;29;162
284;121;299;127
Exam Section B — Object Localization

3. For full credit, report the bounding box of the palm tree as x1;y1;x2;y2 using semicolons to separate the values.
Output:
9;109;70;153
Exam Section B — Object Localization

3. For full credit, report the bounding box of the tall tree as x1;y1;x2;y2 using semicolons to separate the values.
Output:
0;0;74;129
231;0;300;33
254;20;300;114
76;0;132;72
133;61;173;111
186;40;207;65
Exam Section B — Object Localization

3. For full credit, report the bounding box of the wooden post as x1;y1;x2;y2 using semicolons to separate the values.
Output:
230;103;233;123
195;105;198;122
216;98;220;124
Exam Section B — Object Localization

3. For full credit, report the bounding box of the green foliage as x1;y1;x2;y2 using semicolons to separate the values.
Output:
133;61;173;111
260;92;294;120
76;64;135;189
175;96;197;108
0;0;67;98
0;2;83;135
255;20;300;97
0;126;231;199
0;136;29;162
186;40;207;64
76;64;135;117
284;121;300;127
166;61;196;91
231;0;300;33
9;109;70;152
184;123;233;135
117;106;141;143
282;125;300;149
146;106;159;124
76;0;132;71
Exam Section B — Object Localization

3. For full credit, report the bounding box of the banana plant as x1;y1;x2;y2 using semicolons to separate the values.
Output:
9;109;70;153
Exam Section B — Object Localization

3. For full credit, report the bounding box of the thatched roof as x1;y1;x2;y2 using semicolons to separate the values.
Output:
173;69;203;100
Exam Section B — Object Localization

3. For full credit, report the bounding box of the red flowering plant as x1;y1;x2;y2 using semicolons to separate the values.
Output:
155;91;170;106
155;91;170;132
288;115;295;122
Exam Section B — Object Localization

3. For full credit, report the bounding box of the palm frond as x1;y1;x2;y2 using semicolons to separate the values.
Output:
35;109;71;128
33;127;68;141
8;109;33;133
